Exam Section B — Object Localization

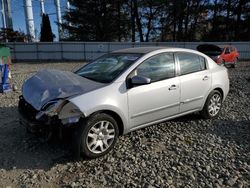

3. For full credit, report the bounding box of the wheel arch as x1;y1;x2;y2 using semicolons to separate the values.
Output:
213;87;224;100
202;87;224;110
88;110;124;135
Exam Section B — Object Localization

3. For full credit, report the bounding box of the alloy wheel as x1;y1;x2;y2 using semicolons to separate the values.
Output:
86;120;115;154
208;93;222;116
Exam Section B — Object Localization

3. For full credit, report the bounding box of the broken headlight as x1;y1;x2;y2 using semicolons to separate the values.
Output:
58;102;84;125
36;100;65;120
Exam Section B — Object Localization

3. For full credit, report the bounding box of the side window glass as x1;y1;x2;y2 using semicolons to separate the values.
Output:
136;53;175;82
200;56;207;70
225;48;230;54
178;53;206;75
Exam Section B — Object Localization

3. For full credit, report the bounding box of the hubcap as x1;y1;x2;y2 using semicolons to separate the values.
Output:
208;94;221;116
86;121;115;154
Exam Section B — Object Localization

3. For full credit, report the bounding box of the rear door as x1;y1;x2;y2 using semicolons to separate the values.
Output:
127;52;180;128
176;52;212;113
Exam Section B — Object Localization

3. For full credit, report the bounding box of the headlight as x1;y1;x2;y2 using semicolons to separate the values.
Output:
61;116;81;125
36;100;65;120
58;102;83;120
217;55;221;59
42;101;57;111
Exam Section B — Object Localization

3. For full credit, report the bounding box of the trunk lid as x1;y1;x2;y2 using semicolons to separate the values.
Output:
197;44;222;58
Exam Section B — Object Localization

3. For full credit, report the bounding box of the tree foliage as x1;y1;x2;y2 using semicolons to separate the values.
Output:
0;28;29;42
40;14;55;42
62;0;250;42
62;0;130;41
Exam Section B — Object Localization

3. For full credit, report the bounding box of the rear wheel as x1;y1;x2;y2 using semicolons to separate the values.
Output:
231;58;238;68
201;90;222;119
222;60;226;66
72;113;119;159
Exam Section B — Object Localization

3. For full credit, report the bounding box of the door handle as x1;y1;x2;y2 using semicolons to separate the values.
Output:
203;76;209;81
169;84;177;90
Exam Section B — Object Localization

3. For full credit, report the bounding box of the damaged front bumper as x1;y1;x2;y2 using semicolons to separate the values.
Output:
18;96;59;133
18;96;83;133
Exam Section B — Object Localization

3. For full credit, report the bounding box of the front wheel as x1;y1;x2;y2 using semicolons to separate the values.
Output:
73;113;119;159
201;90;222;119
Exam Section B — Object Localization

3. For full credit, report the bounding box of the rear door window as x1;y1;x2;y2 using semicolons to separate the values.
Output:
177;52;206;75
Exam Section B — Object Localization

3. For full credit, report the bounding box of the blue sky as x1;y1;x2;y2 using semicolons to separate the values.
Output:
11;0;67;40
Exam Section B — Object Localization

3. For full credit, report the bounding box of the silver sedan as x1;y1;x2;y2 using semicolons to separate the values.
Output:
19;47;229;158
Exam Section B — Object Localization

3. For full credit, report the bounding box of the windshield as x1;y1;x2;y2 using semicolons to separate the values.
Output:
75;53;142;83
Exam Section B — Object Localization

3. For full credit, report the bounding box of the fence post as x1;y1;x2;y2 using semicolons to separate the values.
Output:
84;43;86;61
36;42;39;61
60;42;63;60
108;42;111;53
13;43;16;61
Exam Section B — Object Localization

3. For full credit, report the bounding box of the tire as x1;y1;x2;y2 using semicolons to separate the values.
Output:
222;60;226;66
201;90;222;119
72;113;119;159
231;58;238;68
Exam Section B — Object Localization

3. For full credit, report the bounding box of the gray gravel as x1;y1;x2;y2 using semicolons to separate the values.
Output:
0;62;249;187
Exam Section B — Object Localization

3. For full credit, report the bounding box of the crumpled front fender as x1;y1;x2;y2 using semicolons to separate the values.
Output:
36;100;85;125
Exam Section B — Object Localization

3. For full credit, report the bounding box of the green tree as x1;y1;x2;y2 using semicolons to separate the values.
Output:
202;0;250;41
62;0;130;41
40;14;55;42
0;28;29;42
61;0;250;42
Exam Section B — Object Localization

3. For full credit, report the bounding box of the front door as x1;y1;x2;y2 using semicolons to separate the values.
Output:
127;52;180;129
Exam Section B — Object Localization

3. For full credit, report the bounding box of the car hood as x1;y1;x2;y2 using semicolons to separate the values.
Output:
197;44;222;57
22;69;106;110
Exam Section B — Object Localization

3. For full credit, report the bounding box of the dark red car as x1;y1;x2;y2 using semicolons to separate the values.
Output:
197;44;240;68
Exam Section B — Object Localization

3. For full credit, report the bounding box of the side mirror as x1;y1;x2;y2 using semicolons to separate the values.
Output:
130;75;151;86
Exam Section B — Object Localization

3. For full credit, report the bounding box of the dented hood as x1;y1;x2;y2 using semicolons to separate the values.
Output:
22;69;106;110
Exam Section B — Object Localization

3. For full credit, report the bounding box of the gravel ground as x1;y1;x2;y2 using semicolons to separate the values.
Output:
0;62;249;188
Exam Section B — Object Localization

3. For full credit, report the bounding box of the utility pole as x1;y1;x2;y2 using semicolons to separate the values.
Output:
40;0;45;15
66;0;72;26
0;0;13;29
54;0;62;40
1;0;7;28
66;0;70;10
23;0;35;41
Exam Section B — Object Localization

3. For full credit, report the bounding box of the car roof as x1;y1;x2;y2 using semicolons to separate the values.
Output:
112;47;170;54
